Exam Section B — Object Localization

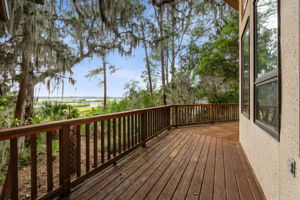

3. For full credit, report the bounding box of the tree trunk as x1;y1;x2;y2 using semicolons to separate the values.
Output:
0;52;30;200
171;2;176;83
102;55;107;110
141;26;153;94
15;52;30;121
24;74;35;123
165;48;169;85
159;6;167;105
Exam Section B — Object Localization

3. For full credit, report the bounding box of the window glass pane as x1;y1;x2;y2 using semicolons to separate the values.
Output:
255;0;278;78
241;24;250;116
256;81;278;132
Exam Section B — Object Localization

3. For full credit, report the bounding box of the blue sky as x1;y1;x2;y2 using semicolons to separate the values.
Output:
36;46;147;98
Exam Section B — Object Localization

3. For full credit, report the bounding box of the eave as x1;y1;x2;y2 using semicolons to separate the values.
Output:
224;0;239;11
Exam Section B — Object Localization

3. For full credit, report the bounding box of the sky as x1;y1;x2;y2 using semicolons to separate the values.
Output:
35;46;147;98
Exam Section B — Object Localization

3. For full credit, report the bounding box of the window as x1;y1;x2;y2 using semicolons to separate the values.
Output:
254;0;280;139
241;22;250;118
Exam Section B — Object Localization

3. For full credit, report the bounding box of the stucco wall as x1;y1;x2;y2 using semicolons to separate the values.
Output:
239;0;300;200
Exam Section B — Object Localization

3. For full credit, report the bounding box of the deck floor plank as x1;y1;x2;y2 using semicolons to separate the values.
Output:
73;129;184;200
213;138;226;200
199;137;217;200
91;130;192;199
185;134;211;200
230;142;255;200
157;134;201;200
223;139;241;200
236;143;266;200
70;129;178;195
171;134;206;200
65;122;266;200
143;131;202;200
118;132;200;200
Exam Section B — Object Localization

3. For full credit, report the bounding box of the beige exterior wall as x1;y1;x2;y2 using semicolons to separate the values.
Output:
239;0;300;200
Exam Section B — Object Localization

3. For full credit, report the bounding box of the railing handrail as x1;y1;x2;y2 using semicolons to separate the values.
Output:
0;105;172;141
0;104;239;141
174;103;238;106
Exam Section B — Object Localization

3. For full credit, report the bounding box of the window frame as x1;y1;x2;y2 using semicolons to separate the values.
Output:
241;20;250;119
253;0;281;140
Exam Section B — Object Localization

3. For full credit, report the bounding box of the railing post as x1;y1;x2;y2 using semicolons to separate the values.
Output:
174;105;178;128
168;107;171;129
59;124;71;196
141;112;147;147
210;105;214;124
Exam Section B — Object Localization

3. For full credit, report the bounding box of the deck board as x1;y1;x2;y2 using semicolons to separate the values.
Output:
65;122;266;200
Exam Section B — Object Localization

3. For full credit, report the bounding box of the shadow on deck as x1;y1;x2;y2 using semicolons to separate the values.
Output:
63;122;265;200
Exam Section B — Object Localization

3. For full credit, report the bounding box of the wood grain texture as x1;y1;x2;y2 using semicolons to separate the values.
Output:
68;122;265;200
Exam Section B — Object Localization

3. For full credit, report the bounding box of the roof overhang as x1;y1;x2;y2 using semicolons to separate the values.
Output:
0;0;10;22
224;0;239;11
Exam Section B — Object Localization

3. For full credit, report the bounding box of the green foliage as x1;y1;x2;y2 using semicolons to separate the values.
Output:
195;13;239;103
19;148;31;167
52;140;59;154
36;102;79;121
0;95;17;128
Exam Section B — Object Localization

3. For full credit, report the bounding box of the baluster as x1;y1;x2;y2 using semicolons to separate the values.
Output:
122;117;126;151
131;115;134;146
59;124;71;195
157;110;159;131
168;107;171;127
118;118;122;154
182;107;184;125
100;121;105;164
141;112;147;147
93;122;98;167
139;114;142;143
181;107;183;124
10;138;18;200
149;111;152;137
113;118;117;157
155;110;158;132
188;106;191;123
174;106;178;127
164;109;166;128
107;119;111;160
152;111;155;134
159;110;161;130
76;126;81;177
210;105;213;123
165;109;167;128
85;123;90;172
46;131;54;191
127;116;130;148
30;134;37;199
162;109;165;128
136;114;139;144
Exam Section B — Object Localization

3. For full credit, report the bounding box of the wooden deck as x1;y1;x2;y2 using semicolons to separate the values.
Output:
64;122;265;200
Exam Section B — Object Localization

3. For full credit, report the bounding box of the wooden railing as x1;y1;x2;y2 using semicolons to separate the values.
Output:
172;104;239;127
0;104;238;200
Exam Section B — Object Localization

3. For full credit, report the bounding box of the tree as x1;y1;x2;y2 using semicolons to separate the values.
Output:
0;1;77;198
86;54;118;110
195;12;239;103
